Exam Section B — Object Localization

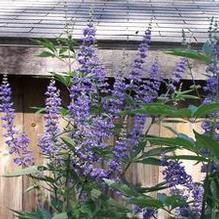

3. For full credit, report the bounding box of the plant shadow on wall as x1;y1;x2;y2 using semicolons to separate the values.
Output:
1;18;219;219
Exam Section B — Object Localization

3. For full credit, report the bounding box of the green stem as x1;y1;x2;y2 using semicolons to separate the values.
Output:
201;162;210;217
63;155;72;216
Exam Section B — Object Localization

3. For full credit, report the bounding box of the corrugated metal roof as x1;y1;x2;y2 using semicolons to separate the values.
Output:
0;0;218;43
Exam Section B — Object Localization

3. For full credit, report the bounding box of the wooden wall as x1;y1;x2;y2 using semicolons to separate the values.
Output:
0;44;207;80
0;76;202;218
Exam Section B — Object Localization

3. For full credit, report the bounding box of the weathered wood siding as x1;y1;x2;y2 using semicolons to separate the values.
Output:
0;76;202;218
0;45;207;80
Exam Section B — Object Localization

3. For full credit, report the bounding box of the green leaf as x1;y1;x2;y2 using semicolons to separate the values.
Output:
30;106;45;114
142;146;177;157
145;135;195;151
52;213;68;219
166;48;210;63
122;103;192;118
4;165;39;177
162;120;187;124
141;182;168;193
51;199;63;212
61;137;75;149
174;89;200;101
11;209;33;219
210;179;219;201
103;179;139;197
51;72;72;87
194;131;219;159
36;39;57;52
12;208;51;219
91;189;102;200
59;47;68;55
60;107;69;116
92;147;113;159
135;157;161;165
131;140;146;158
193;102;219;118
202;40;213;57
124;102;219;119
38;51;55;58
187;105;198;115
177;94;200;100
158;193;187;209
130;196;163;208
166;155;208;162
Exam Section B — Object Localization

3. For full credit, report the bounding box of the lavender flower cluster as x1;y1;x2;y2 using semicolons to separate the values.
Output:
161;158;204;218
39;79;63;158
0;75;33;166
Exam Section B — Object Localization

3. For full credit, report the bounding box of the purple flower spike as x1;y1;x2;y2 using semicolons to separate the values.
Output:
107;74;127;115
129;29;151;82
191;183;203;217
135;58;161;103
39;79;62;157
77;22;107;91
162;159;192;187
143;208;157;219
169;58;188;91
14;134;34;165
68;92;91;125
0;75;33;166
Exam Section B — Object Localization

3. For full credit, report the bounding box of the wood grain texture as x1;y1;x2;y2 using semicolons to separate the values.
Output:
0;45;207;80
22;79;45;212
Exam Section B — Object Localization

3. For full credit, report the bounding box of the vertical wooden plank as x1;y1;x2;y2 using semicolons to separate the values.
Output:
175;121;202;182
135;118;160;187
22;77;45;211
0;78;23;219
127;117;160;190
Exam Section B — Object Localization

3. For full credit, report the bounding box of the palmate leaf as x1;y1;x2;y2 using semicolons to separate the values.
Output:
36;39;57;53
173;89;200;101
50;72;72;87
